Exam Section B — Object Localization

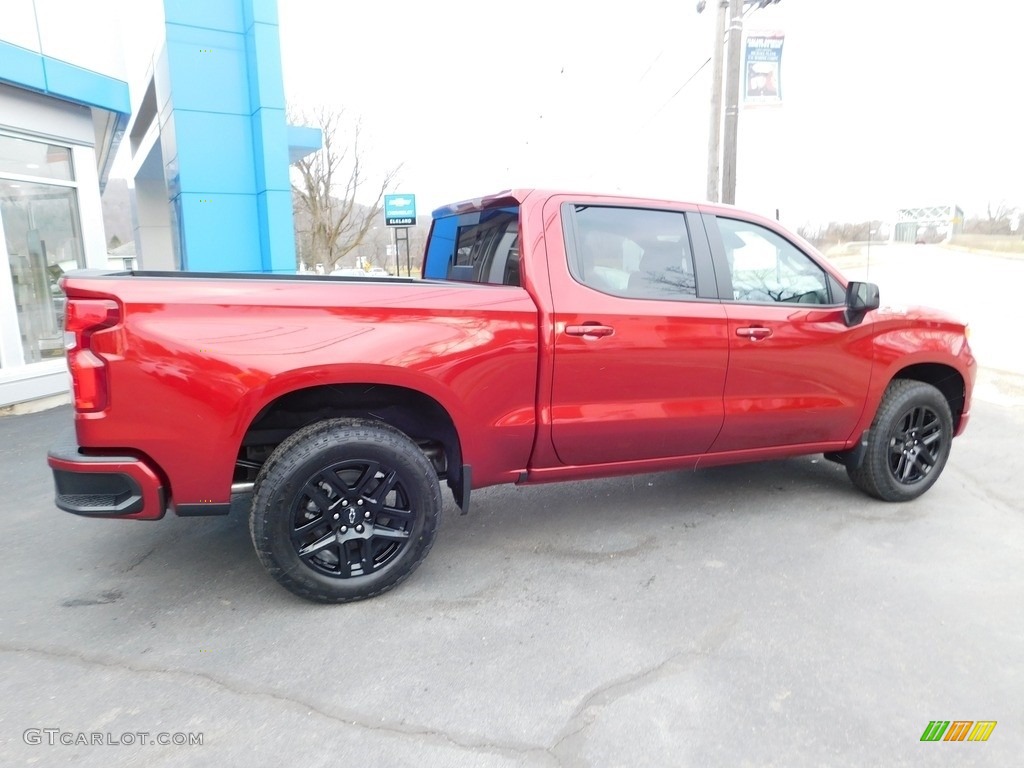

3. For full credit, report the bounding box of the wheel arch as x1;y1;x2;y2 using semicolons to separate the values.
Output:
236;381;465;506
889;362;966;432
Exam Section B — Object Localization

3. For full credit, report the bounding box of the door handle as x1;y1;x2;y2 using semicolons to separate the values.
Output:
736;326;773;340
565;324;615;339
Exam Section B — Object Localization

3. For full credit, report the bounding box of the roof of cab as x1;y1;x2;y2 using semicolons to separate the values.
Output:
430;188;767;225
431;189;538;217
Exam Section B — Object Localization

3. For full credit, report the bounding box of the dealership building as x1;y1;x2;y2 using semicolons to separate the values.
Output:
0;0;319;409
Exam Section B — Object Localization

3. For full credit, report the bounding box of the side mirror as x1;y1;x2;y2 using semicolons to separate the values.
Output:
844;281;880;327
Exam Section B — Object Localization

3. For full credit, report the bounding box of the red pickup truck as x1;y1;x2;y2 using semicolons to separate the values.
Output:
49;190;975;603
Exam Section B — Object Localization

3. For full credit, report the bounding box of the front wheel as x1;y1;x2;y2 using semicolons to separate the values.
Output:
249;418;442;603
847;380;953;502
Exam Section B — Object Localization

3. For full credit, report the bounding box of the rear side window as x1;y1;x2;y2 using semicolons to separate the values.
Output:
565;204;697;300
423;207;520;286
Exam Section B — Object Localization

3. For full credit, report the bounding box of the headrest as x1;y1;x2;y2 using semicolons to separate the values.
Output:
721;230;746;250
639;242;680;272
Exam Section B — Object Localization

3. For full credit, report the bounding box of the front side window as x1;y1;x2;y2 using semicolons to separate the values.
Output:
567;205;697;300
717;217;833;304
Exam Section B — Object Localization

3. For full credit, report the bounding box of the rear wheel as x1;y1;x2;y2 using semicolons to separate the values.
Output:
250;418;441;603
847;380;953;502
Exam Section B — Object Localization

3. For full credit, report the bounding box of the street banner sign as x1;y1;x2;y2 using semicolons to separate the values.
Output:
744;31;784;107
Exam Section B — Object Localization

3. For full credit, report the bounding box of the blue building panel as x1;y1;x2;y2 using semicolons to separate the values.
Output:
242;0;279;30
0;40;46;92
172;110;257;195
43;57;131;114
163;0;246;34
287;125;323;163
256;189;297;272
147;0;313;274
0;40;130;116
244;21;285;111
164;25;250;115
179;193;261;272
251;107;291;192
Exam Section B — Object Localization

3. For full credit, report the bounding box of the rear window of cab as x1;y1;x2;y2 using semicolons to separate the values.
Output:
423;207;520;286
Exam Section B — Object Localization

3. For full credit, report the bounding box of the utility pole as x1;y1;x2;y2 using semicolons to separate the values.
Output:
721;0;744;205
702;0;780;204
706;0;728;202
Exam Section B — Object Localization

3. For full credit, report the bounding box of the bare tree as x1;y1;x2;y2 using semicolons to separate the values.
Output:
291;107;401;272
962;201;1018;235
798;221;878;249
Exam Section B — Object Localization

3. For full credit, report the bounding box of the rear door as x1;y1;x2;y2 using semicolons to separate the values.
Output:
546;198;729;466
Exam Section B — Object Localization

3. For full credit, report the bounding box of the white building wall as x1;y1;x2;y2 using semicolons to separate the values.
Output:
0;0;132;409
72;145;110;269
0;83;93;145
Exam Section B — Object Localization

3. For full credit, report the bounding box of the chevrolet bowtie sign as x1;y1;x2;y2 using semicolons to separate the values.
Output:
384;194;417;227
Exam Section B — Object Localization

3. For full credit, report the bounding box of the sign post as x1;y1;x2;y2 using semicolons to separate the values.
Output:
384;194;417;276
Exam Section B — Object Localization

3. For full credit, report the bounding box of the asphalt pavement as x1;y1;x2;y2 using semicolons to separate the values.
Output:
1;386;1021;766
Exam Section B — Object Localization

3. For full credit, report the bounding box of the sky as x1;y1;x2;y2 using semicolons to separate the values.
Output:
272;0;1022;228
102;0;1021;229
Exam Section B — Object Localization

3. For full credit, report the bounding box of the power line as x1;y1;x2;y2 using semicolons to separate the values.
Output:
647;1;763;125
637;49;665;84
668;57;713;104
642;55;711;129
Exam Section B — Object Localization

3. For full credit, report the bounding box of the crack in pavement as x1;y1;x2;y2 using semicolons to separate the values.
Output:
546;614;740;767
61;589;123;607
1;643;558;765
122;548;156;573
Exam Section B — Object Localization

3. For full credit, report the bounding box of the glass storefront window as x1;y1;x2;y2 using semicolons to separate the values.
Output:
0;134;74;181
1;179;84;363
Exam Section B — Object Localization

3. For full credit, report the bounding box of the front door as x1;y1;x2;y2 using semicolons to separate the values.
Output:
705;214;873;453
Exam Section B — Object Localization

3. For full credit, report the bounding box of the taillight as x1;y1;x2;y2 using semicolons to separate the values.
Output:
65;299;120;412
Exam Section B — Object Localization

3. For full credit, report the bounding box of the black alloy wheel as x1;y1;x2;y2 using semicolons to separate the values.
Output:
250;418;442;603
291;459;415;579
885;403;945;486
847;379;954;502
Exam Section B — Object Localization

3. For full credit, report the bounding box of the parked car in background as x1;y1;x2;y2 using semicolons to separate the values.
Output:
329;268;370;277
329;267;395;278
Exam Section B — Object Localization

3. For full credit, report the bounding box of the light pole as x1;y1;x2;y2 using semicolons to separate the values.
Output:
866;224;878;280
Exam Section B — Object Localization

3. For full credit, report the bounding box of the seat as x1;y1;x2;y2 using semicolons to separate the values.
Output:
581;231;630;293
627;242;694;298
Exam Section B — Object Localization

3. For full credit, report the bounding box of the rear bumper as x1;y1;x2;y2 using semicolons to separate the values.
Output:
48;432;167;520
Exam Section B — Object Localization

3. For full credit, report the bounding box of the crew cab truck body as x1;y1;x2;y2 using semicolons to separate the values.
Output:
49;190;976;602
